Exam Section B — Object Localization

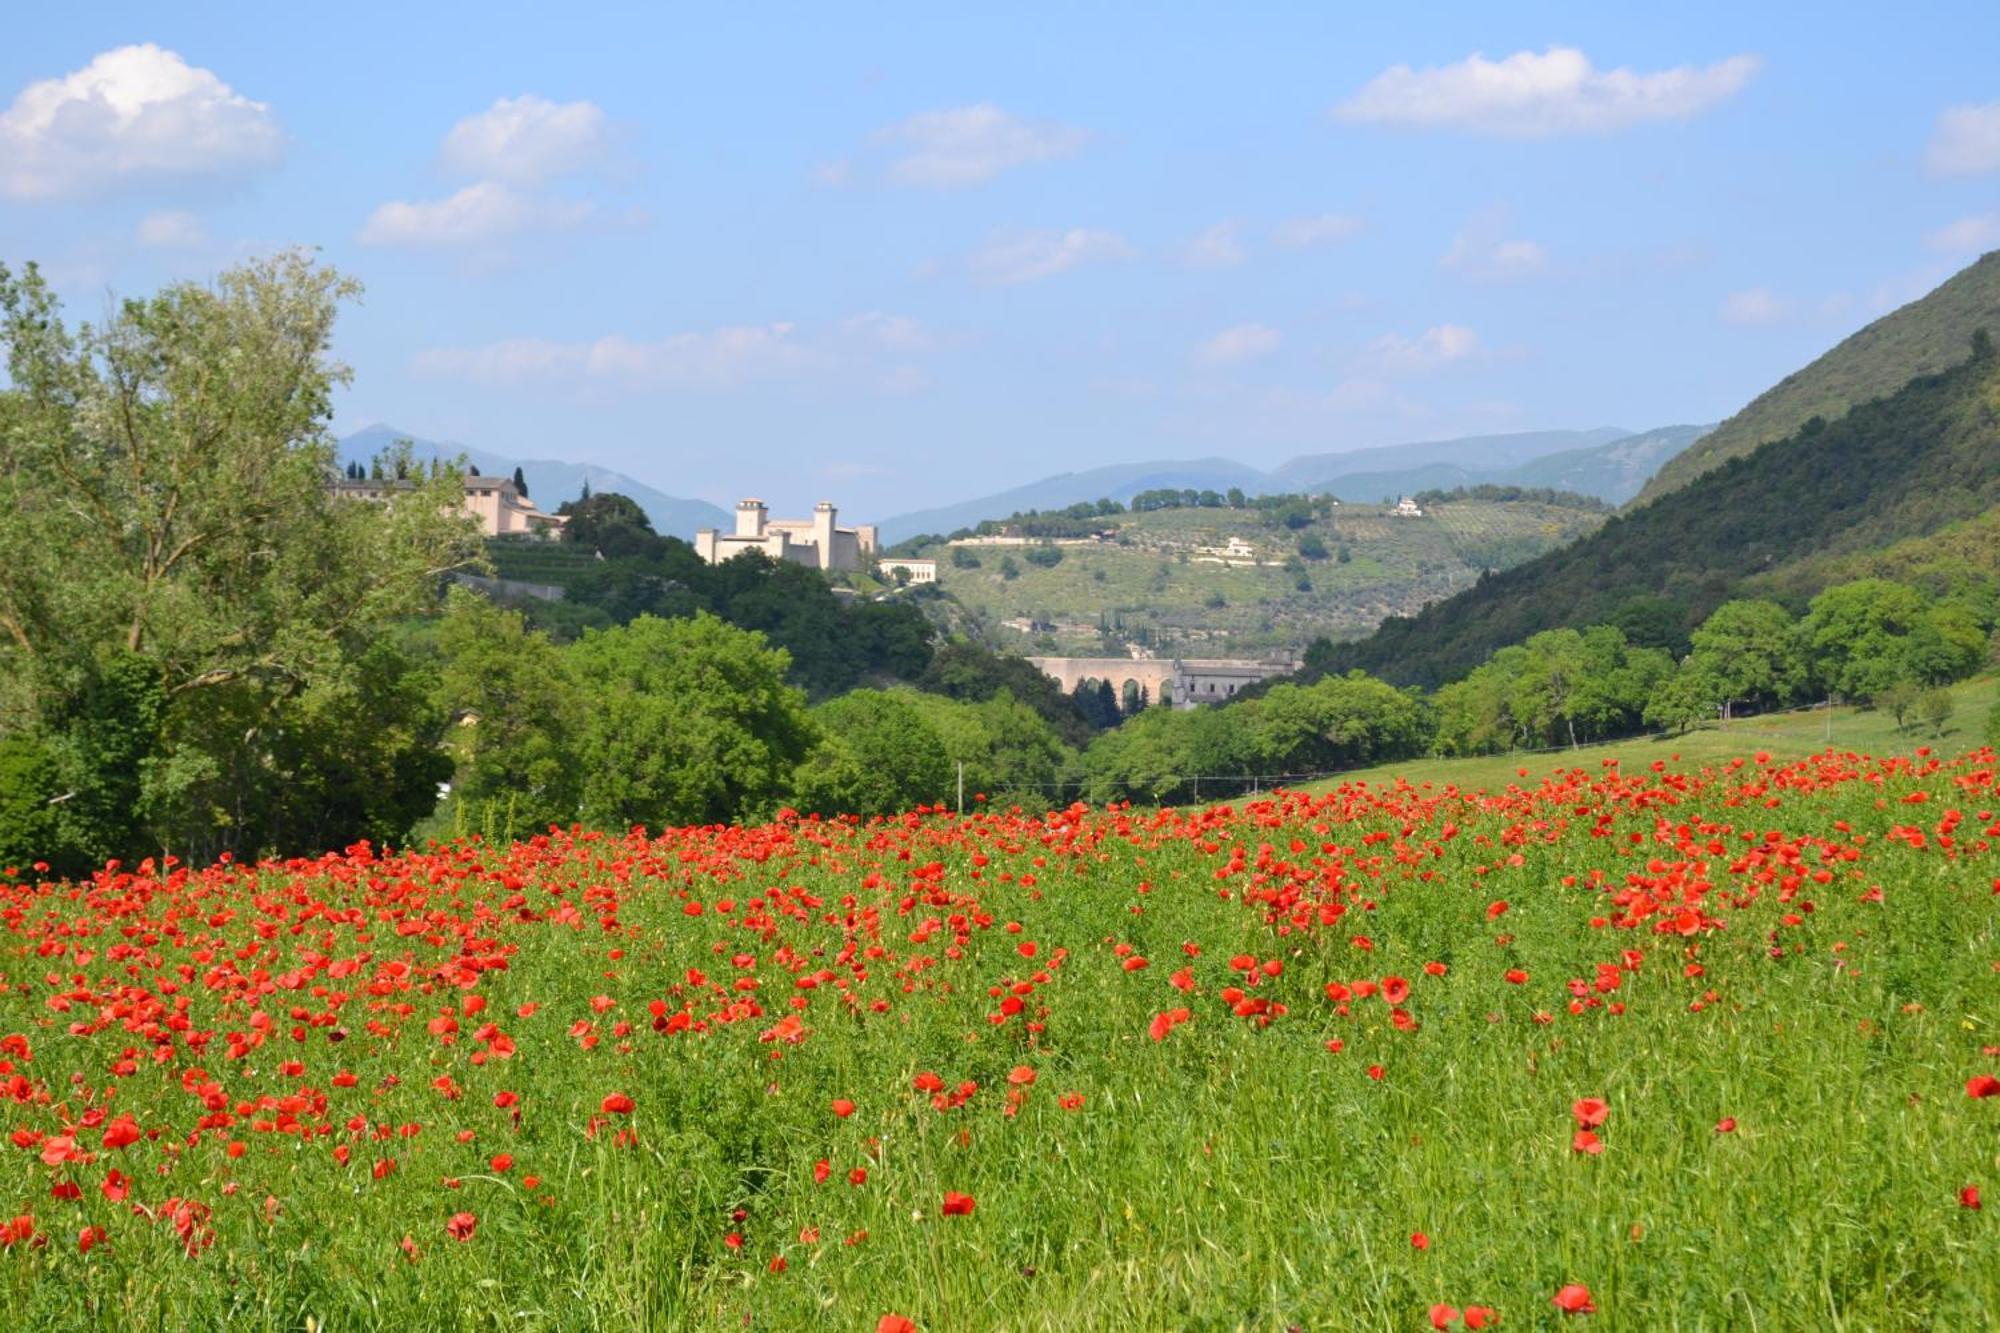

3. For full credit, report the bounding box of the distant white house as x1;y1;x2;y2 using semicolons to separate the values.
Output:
1392;495;1425;518
878;557;938;584
693;499;880;572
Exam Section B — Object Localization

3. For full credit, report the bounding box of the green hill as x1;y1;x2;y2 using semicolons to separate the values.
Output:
1316;333;2000;688
915;496;1607;656
1637;250;2000;503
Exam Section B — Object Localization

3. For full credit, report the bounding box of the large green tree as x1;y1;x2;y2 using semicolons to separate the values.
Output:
0;252;481;866
565;613;814;828
1683;600;1809;718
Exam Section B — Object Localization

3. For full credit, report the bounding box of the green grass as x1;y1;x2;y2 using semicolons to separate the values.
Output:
1;702;1996;1329
926;500;1603;656
1309;675;1998;794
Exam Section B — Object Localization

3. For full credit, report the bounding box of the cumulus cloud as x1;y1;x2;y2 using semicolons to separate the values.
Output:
1440;209;1549;278
439;95;612;185
1271;213;1362;249
1335;46;1759;137
1926;101;2000;176
1925;212;2000;253
135;209;207;248
967;227;1133;284
1720;287;1789;325
1180;220;1246;269
0;44;283;200
1194;323;1282;368
880;104;1087;186
1359;324;1480;375
359;181;593;247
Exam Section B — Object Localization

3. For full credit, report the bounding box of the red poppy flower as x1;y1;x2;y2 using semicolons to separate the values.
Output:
1968;1074;2000;1098
1007;1066;1036;1086
1552;1284;1595;1314
600;1092;635;1115
1410;1231;1430;1251
1961;1185;1982;1210
831;1098;857;1118
1571;1098;1610;1128
445;1211;477;1242
1572;1129;1604;1155
941;1191;976;1217
1714;1117;1737;1134
878;1317;918;1333
1429;1304;1460;1328
1463;1307;1497;1329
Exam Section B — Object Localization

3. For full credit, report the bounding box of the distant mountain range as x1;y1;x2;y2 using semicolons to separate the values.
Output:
340;419;1709;553
336;425;729;538
874;426;1707;544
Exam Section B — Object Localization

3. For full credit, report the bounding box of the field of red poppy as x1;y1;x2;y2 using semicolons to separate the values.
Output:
1;743;1997;1331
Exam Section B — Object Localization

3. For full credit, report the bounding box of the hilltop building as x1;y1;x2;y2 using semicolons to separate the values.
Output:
878;558;938;585
1392;495;1425;518
694;499;879;573
333;473;567;539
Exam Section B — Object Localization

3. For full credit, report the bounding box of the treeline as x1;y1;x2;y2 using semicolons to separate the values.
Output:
1411;484;1612;512
510;491;938;699
1315;332;2000;688
1429;573;1996;754
429;593;1085;833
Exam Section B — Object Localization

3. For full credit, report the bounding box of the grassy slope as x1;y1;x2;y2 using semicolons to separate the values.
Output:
1302;674;1997;795
1638;249;2000;503
922;499;1604;656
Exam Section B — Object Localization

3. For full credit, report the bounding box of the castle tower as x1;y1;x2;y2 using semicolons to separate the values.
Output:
812;501;837;570
734;498;768;538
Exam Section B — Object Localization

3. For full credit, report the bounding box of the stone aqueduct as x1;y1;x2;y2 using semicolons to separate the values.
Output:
1026;656;1298;709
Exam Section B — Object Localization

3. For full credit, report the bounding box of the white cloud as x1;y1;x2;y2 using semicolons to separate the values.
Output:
1195;323;1282;368
0;44;283;200
1272;213;1362;249
880;104;1087;186
1925;212;2000;253
1360;324;1480;374
135;209;206;248
839;311;933;352
1180;220;1246;269
967;227;1133;284
414;313;938;393
1335;46;1759;137
1926;101;2000;176
358;181;593;247
439;95;611;185
1720;287;1789;325
1440;209;1549;278
414;324;810;387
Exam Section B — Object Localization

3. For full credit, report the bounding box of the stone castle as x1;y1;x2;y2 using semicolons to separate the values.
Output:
694;499;879;572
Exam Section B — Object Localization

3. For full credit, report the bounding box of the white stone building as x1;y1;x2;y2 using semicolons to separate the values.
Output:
878;558;938;584
693;499;880;572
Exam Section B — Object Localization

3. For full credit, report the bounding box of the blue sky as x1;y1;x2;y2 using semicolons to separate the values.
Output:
4;2;1998;517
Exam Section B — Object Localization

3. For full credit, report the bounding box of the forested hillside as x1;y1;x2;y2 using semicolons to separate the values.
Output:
1316;332;2000;688
1639;250;2000;502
